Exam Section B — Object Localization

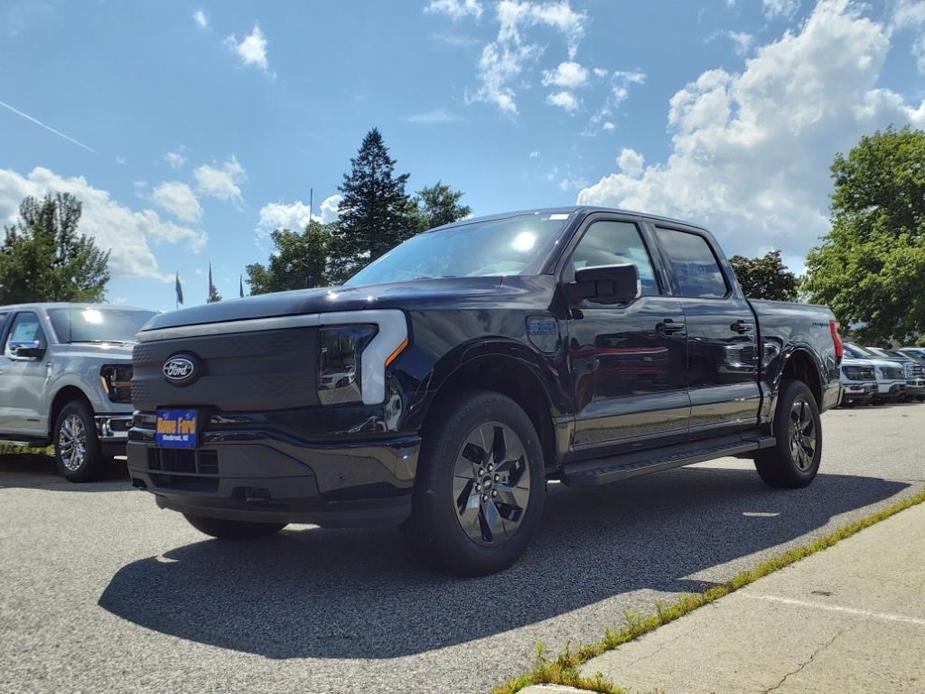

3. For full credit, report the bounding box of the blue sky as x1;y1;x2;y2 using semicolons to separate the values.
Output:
1;0;924;310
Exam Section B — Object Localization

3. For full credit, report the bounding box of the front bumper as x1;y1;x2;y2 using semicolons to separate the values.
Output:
95;414;133;455
840;382;874;404
874;381;906;398
905;379;925;396
127;416;420;528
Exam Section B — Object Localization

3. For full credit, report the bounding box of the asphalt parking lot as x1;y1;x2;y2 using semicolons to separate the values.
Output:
2;405;924;694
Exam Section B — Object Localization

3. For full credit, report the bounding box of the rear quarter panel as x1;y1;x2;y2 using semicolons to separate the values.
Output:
749;299;840;419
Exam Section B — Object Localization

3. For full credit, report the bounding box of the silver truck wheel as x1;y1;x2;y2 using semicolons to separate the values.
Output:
58;414;87;472
53;400;105;482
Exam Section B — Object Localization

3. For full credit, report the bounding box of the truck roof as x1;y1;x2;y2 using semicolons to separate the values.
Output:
0;302;151;312
427;206;708;233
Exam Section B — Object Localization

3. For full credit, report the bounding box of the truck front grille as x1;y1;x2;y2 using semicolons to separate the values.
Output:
131;327;319;412
148;448;219;476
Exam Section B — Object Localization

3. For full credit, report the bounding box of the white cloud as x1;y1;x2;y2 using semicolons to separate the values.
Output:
256;193;342;237
542;60;589;88
193;9;208;29
404;108;463;123
162;148;187;169
585;70;646;134
529;150;541;158
577;0;925;264
319;194;342;223
257;201;316;235
891;0;925;75
546;89;580;112
526;1;587;58
0;167;206;280
425;0;483;21
892;0;925;28
194;156;246;202
617;148;644;178
465;0;589;115
763;0;801;20
915;36;925;74
151;181;202;223
224;23;271;73
727;31;754;56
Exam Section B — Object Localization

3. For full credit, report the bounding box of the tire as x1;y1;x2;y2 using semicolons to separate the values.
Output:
183;514;287;540
405;390;546;577
755;379;822;488
53;400;106;482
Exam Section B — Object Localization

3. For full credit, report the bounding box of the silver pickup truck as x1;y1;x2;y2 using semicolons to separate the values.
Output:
0;303;154;481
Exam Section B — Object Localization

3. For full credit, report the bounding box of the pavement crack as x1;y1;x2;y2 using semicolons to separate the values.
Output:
623;631;686;668
762;627;847;693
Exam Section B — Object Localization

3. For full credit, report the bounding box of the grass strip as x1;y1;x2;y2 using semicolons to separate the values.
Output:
492;486;925;694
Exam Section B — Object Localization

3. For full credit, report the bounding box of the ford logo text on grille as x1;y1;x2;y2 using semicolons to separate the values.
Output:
162;354;199;386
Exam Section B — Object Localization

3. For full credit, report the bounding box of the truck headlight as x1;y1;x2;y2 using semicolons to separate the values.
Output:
100;364;133;403
318;325;378;405
316;310;410;406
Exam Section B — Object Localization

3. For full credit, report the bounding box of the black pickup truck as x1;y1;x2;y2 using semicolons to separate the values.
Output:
128;207;842;575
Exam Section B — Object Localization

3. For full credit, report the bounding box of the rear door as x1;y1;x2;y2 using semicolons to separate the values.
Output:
0;311;50;436
564;214;690;454
652;226;761;436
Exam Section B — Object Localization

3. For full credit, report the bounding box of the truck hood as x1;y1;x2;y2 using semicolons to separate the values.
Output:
54;342;134;361
140;275;558;332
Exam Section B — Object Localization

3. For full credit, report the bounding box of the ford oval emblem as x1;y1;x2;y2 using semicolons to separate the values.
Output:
162;354;199;386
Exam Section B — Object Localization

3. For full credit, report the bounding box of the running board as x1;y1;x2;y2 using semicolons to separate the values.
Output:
560;434;776;487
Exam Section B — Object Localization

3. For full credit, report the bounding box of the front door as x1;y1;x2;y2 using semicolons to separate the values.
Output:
0;311;50;436
565;217;690;454
653;226;760;435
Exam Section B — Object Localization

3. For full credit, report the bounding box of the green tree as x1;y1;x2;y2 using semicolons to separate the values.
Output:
804;126;925;342
332;128;416;280
246;221;334;295
412;181;471;231
729;250;798;301
0;193;110;303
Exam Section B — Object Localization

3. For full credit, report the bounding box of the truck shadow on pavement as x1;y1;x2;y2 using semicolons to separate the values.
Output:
99;466;909;659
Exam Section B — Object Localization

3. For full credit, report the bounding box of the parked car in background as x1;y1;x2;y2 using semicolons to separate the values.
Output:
838;358;876;407
844;343;906;403
127;206;842;576
866;347;925;401
898;347;925;361
0;303;156;481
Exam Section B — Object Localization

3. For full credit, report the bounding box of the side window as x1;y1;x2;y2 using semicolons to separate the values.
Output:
570;221;659;297
4;312;46;356
655;228;728;298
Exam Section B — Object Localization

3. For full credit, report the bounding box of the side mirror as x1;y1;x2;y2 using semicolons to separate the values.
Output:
11;340;46;360
568;263;640;304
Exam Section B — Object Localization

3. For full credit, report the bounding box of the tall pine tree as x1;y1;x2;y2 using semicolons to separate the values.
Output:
333;128;415;280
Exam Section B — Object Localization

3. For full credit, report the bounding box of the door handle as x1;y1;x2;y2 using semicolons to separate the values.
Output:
656;318;685;335
731;319;754;333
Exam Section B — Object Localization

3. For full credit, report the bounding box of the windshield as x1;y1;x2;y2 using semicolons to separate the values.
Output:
343;213;570;288
844;343;873;358
47;308;156;344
